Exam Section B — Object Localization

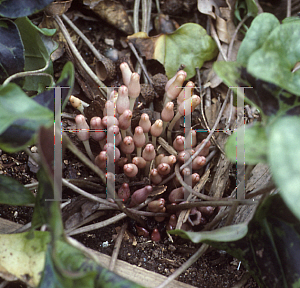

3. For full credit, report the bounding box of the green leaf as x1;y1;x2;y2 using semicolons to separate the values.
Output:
0;175;35;205
14;17;57;92
268;116;300;221
169;224;248;243
237;13;280;66
247;19;300;96
0;19;24;84
0;83;53;153
172;194;300;288
0;0;54;18
33;61;75;111
154;23;218;79
225;122;269;164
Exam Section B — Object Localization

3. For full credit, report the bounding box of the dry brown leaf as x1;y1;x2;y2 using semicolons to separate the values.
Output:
216;14;230;43
197;0;220;19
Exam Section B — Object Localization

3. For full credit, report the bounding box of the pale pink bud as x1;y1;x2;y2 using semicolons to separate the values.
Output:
118;109;132;130
165;70;187;100
177;150;192;163
195;140;211;157
90;117;106;141
178;95;201;116
150;168;163;184
157;163;171;176
169;187;185;203
142;144;156;161
155;154;165;167
132;156;147;169
95;151;107;169
117;183;130;202
116;86;130;114
160;155;176;166
192;173;200;186
103;100;115;117
104;143;120;163
129;185;152;207
173;135;185;152
120;136;135;154
192;156;206;170
177;81;195;105
101;116;119;127
148;198;165;212
128;72;141;99
150;119;163;137
133;126;145;148
182;167;191;176
115;132;122;146
139;113;151;133
123;163;138;178
120;62;132;86
75;114;90;141
161;102;174;122
151;228;161;242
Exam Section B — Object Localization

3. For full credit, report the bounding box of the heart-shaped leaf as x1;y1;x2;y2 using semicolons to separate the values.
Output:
247;18;300;96
128;23;218;79
237;13;280;66
268;116;300;221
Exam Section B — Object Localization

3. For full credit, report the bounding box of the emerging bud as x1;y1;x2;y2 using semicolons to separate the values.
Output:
116;86;130;114
117;183;130;202
75;114;90;141
120;62;132;86
129;185;152;207
139;113;151;133
123;163;138;178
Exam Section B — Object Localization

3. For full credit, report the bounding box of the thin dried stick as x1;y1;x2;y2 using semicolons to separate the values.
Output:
109;222;128;271
54;15;107;97
287;0;292;17
209;17;228;61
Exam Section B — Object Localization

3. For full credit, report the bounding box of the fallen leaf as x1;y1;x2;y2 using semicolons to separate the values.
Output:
128;23;218;79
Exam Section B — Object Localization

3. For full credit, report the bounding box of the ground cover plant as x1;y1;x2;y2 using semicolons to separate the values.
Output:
0;0;299;287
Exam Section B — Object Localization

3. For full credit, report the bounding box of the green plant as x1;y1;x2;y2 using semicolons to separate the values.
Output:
170;12;300;288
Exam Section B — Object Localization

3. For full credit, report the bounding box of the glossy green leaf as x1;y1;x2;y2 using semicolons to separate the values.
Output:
172;194;300;288
0;62;74;153
268;116;300;221
0;83;53;153
154;23;218;79
247;19;300;97
237;13;280;66
225;122;268;164
0;175;35;205
0;0;54;18
0;19;24;84
14;17;57;92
